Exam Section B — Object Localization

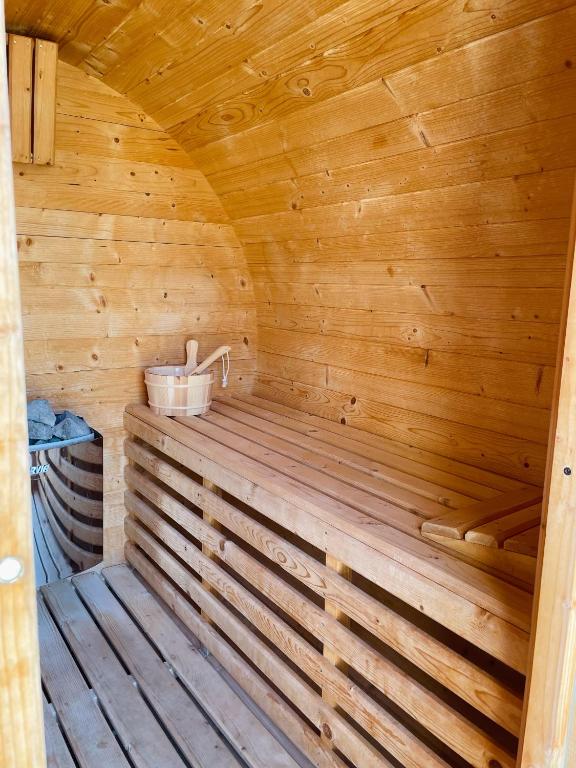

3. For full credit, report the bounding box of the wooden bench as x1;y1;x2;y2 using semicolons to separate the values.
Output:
123;396;536;768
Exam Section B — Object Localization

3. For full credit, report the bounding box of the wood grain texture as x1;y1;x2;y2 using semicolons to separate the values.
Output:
14;60;256;563
33;39;58;164
6;0;574;483
123;403;530;768
7;35;33;163
0;14;46;768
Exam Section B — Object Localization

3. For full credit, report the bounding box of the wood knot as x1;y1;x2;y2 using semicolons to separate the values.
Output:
321;723;332;740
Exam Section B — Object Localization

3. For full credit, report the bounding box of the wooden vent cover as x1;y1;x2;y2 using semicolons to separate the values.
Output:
7;34;58;165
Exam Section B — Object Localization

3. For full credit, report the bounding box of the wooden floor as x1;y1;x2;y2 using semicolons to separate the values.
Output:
39;565;310;768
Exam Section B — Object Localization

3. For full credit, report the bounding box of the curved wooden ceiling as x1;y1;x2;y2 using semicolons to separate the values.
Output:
5;1;571;153
6;0;576;484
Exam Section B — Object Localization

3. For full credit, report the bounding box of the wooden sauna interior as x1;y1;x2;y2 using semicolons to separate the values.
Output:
2;2;576;767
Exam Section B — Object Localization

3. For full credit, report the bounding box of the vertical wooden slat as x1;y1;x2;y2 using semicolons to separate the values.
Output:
323;555;350;713
202;477;223;619
7;34;33;164
0;7;46;768
519;177;576;768
33;39;58;166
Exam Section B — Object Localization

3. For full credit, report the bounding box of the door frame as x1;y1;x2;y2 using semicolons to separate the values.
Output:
0;5;46;766
519;175;576;767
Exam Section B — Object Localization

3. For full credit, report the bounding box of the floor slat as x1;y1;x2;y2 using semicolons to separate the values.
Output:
43;696;76;768
37;598;129;768
73;571;241;768
41;579;189;768
103;564;304;768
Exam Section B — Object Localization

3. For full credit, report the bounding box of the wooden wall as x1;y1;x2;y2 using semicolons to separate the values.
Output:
6;0;576;487
14;61;256;561
180;2;576;486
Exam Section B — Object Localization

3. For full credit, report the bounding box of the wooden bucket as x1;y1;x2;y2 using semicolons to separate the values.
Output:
144;366;214;416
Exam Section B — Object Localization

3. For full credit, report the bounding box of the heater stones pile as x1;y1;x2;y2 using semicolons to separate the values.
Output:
27;399;92;444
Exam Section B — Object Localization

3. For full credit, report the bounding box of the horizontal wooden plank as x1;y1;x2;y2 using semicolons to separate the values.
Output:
254;282;562;323
504;527;540;558
53;111;196;168
17;234;240;267
56;60;160;129
16;207;239;246
254;303;560;367
19;263;251;292
251;375;547;484
234;394;526;494
25;333;253;375
421;488;543;541
256;327;553;409
22;306;255;340
14;175;226;222
244;219;569;264
221;114;576;215
233;169;574;242
250;256;565;289
466;505;542;549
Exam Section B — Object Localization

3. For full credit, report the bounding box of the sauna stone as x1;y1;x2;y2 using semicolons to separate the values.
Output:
27;399;56;427
52;411;91;440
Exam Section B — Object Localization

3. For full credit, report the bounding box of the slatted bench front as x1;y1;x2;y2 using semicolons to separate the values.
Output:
123;397;534;768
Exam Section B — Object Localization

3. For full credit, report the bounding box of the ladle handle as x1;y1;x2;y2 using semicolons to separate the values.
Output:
184;339;199;375
189;345;231;376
